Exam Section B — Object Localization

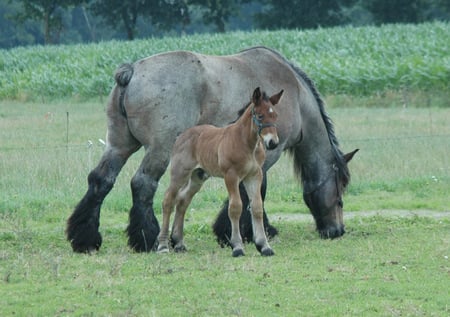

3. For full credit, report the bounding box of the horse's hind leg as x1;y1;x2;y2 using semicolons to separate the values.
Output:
127;148;170;252
66;146;136;253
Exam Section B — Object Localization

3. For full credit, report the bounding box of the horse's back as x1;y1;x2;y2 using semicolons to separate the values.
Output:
116;47;303;157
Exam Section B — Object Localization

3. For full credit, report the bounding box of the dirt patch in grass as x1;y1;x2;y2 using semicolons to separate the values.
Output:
271;209;449;223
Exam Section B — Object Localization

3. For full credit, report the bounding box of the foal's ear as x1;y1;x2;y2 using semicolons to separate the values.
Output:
252;87;262;104
270;89;284;105
344;149;359;163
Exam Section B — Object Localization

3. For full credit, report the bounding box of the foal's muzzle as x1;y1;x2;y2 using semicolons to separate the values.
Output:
266;139;279;150
263;133;279;150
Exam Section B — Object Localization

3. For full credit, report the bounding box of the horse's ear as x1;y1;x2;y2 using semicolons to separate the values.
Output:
270;89;284;105
252;87;261;104
344;149;359;163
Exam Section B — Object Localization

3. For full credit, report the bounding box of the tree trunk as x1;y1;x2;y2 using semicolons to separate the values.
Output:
81;5;95;42
121;9;135;40
44;12;51;44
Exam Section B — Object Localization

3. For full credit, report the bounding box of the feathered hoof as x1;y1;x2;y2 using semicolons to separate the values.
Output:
68;228;102;254
261;247;275;257
232;248;245;257
174;245;187;253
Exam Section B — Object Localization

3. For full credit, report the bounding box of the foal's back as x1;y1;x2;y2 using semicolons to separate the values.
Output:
172;120;260;179
173;124;226;178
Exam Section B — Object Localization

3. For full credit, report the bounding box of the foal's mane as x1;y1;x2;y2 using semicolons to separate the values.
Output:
240;46;351;189
232;91;270;123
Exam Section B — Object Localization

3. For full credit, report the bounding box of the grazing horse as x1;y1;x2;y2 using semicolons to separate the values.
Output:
66;46;358;253
157;87;283;257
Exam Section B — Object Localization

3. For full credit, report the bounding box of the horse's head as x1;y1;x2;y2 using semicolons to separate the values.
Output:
251;87;284;150
303;149;359;239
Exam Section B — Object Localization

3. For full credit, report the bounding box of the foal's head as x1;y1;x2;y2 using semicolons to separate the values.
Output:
250;87;284;150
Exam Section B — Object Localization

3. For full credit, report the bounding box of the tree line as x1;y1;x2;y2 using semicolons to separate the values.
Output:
1;0;449;49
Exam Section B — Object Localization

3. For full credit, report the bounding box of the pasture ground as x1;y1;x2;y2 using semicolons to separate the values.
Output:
1;214;449;316
0;91;449;316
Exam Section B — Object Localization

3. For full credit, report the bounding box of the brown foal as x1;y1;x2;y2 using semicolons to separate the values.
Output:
157;87;284;257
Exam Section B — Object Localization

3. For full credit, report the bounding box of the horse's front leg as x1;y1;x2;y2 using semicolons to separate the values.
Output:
243;170;274;256
224;171;245;257
127;148;169;252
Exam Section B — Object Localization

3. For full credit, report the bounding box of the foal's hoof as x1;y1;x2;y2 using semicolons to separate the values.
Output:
157;246;169;254
174;245;187;253
261;248;275;257
232;249;245;257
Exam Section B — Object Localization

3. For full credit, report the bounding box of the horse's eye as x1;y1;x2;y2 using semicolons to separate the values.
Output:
258;114;264;120
337;199;343;208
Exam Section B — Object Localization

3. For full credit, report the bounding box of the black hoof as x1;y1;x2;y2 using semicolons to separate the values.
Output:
261;248;275;257
232;249;245;257
127;214;159;252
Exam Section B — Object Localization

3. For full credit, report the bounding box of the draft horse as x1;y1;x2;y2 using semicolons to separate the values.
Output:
66;46;358;253
157;87;283;257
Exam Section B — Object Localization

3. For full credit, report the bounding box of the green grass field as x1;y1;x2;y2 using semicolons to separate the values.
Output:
1;216;449;316
1;94;448;316
1;23;449;316
1;93;449;220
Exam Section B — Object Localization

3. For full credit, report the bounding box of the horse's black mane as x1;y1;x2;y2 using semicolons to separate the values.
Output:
240;46;350;189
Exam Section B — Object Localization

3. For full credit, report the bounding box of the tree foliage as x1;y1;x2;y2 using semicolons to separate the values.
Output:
1;0;449;48
12;0;83;44
89;0;189;40
188;0;248;32
255;0;356;29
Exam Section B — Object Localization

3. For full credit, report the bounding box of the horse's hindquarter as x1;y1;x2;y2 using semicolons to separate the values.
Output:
124;51;208;147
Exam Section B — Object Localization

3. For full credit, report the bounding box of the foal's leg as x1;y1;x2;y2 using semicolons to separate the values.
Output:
157;160;195;253
157;182;181;253
171;168;208;252
243;171;274;256
212;171;278;246
224;171;245;257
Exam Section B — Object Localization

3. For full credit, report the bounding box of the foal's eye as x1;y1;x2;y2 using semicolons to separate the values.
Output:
257;114;264;120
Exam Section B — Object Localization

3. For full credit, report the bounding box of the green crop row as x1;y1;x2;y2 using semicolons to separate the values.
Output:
0;22;448;100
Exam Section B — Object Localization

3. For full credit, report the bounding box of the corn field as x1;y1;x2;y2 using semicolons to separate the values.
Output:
0;22;449;100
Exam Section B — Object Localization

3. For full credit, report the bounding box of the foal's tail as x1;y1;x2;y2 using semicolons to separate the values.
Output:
114;63;134;118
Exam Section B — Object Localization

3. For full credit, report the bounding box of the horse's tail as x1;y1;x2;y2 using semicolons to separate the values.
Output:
114;63;134;118
288;146;303;183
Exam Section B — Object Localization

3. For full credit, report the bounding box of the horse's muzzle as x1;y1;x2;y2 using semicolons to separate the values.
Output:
318;225;345;239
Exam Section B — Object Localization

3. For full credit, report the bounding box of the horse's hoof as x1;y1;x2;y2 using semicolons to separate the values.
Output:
232;249;245;257
261;248;275;257
174;245;187;253
68;228;102;253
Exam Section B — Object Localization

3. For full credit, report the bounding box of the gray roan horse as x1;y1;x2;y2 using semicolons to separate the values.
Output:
158;87;283;257
66;46;358;253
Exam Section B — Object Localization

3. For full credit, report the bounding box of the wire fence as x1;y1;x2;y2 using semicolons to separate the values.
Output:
2;133;449;152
